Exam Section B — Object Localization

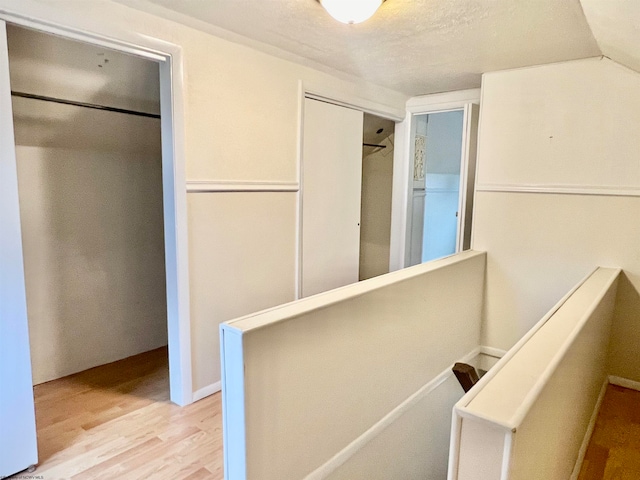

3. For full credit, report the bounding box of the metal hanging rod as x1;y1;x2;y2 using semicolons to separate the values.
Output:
363;143;386;148
11;91;161;119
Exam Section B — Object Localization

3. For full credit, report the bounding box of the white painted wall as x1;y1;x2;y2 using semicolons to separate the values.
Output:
359;134;393;280
451;267;619;480
0;0;408;395
473;58;640;385
9;25;167;384
221;250;486;480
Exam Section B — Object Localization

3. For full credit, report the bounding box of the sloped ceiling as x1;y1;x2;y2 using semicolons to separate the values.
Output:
580;0;640;75
115;0;604;96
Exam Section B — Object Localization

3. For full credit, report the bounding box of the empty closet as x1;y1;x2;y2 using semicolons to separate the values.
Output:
6;24;168;385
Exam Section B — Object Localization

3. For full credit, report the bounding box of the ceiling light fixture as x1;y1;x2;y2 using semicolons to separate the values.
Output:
319;0;385;25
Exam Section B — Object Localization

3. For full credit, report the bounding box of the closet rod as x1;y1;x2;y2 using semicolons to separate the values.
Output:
10;91;161;119
363;142;386;148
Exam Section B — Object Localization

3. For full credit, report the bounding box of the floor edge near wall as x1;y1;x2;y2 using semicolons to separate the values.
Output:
608;375;640;392
193;381;222;402
570;378;609;480
571;375;640;480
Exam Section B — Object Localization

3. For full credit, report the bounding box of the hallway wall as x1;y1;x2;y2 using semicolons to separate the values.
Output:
472;57;640;383
0;0;408;394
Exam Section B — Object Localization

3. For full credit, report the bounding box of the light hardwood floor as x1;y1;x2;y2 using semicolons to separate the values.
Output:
578;385;640;480
13;347;223;480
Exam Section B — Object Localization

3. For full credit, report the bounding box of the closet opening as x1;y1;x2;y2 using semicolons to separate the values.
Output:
6;22;170;463
359;113;395;280
299;96;400;296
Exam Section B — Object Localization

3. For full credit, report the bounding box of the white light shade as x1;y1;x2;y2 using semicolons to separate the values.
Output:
320;0;384;24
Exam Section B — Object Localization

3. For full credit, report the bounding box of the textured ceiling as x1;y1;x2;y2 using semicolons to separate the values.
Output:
115;0;602;96
581;0;640;74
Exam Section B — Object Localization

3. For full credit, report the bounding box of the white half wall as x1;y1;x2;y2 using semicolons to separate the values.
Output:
221;250;486;480
187;192;297;391
451;267;619;480
472;58;640;386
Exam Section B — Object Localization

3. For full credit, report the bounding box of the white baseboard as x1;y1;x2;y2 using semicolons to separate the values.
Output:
479;346;507;359
192;381;221;402
303;347;480;480
570;378;608;480
608;375;640;392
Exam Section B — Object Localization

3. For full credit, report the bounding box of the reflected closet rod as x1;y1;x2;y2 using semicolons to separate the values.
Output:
363;142;386;148
11;91;161;119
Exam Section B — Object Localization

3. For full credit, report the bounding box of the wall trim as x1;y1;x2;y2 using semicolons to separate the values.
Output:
479;346;507;359
406;88;481;113
609;375;640;392
303;347;481;480
476;183;640;198
186;180;299;193
302;81;405;121
570;378;608;480
192;381;221;402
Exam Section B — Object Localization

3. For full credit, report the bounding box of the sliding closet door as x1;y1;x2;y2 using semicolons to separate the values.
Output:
0;20;38;478
301;98;364;297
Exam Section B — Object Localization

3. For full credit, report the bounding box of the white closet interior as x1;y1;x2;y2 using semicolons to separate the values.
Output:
7;24;168;385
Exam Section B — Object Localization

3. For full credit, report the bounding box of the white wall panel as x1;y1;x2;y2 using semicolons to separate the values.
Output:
473;59;640;385
187;192;296;391
474;192;640;381
17;144;168;384
476;58;640;190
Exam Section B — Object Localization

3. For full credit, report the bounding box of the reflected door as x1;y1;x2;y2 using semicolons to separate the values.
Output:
408;105;478;266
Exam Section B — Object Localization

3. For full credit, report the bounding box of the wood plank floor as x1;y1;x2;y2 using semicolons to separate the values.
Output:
578;385;640;480
12;347;223;480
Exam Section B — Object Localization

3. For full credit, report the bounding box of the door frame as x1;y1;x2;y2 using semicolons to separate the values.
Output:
295;81;404;299
0;8;193;406
389;89;481;271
